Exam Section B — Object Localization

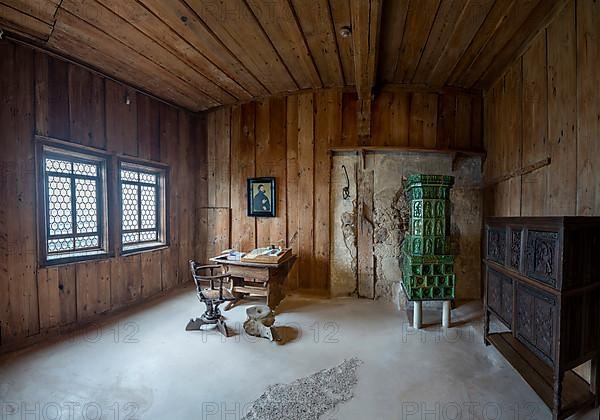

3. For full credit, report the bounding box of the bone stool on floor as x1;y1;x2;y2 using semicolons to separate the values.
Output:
243;305;276;341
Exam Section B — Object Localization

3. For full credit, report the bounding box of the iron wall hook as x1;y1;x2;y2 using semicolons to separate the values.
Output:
341;165;350;200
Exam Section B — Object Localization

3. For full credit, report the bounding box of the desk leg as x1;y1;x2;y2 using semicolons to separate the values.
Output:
267;274;285;311
225;277;244;311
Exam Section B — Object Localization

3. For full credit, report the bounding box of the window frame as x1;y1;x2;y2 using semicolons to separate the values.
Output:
118;158;169;255
36;137;113;267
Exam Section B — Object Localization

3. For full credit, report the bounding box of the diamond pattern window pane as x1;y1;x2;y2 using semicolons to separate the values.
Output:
75;179;98;234
122;183;139;231
48;176;73;236
121;169;139;182
46;158;72;174
140;173;157;184
141;186;156;229
73;162;97;176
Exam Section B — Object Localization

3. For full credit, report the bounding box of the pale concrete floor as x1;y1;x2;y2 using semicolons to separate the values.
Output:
0;286;598;420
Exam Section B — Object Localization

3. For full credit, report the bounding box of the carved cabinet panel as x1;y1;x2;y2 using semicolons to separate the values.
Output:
525;230;559;287
509;229;522;271
516;283;557;365
487;227;506;265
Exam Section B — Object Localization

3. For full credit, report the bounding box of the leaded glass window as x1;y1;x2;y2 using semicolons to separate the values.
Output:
41;146;108;263
119;162;166;253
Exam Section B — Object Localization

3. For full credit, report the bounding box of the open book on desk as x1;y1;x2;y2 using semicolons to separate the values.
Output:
240;247;291;264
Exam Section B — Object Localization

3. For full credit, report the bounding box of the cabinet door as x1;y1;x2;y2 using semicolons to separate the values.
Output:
487;268;513;326
516;283;557;365
500;276;514;325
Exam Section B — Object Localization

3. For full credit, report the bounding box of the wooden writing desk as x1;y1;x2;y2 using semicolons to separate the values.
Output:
209;254;296;311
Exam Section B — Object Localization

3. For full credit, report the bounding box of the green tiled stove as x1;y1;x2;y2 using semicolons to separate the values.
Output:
401;174;455;328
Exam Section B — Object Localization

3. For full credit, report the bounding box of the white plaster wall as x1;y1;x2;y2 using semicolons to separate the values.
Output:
330;152;483;303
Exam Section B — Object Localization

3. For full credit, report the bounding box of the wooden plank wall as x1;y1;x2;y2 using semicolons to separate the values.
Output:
483;0;599;218
198;88;483;291
0;40;199;350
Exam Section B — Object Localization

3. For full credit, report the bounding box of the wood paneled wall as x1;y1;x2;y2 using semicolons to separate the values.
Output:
483;0;600;218
197;88;483;291
0;40;199;350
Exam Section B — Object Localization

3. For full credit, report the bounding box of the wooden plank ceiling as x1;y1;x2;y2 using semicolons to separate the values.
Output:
1;0;564;112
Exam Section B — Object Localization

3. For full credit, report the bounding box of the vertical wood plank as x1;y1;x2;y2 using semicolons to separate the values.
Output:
504;61;523;177
297;93;314;289
409;93;438;148
436;94;456;149
194;114;209;210
137;94;160;161
34;51;49;136
105;80;138;156
177;111;194;282
341;92;358;147
313;90;340;290
193;114;208;263
521;32;548;216
141;250;163;298
470;96;483;151
230;103;256;251
371;92;392;145
256;97;287;247
455;95;472;149
110;255;141;309
2;44;39;339
68;64;105;148
207;108;231;209
76;261;110;321
198;208;230;263
159;104;179;290
547;1;577;216
46;56;70;140
388;91;410;146
576;0;600;216
36;266;77;330
286;95;299;290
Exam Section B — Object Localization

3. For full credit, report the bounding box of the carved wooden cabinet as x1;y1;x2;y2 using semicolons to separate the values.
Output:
484;217;600;420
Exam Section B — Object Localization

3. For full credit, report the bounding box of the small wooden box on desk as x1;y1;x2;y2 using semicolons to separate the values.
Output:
483;217;600;420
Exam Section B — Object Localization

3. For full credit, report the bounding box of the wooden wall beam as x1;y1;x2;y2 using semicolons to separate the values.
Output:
350;0;382;139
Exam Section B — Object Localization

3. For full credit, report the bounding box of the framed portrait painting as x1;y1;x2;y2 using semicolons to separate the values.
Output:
247;177;276;217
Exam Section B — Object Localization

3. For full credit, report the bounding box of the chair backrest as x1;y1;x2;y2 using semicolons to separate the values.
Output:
189;260;202;289
188;260;226;292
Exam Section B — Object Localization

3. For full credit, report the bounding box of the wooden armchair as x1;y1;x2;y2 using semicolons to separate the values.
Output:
186;261;236;337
